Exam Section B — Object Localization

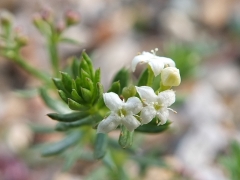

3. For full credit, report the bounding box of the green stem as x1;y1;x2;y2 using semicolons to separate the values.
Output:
158;81;171;92
48;28;60;77
147;65;154;86
2;51;51;84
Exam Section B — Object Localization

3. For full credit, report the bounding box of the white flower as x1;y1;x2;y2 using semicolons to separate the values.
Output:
97;92;143;133
135;86;175;125
132;49;175;77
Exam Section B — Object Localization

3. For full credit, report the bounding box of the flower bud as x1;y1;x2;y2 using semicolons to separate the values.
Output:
40;8;53;23
32;13;42;27
0;11;12;26
15;34;29;46
161;67;181;86
14;27;29;46
65;10;80;26
56;21;66;34
122;85;136;100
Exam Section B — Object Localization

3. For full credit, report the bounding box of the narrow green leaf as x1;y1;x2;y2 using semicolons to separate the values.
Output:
94;133;108;159
52;78;71;97
86;77;94;91
29;123;55;133
108;81;120;95
71;57;79;79
94;68;101;83
81;87;92;102
137;68;148;86
58;90;68;102
14;88;38;98
118;126;133;148
80;68;91;80
82;51;94;78
41;131;82;156
135;121;171;133
52;78;65;91
39;88;68;113
92;69;101;104
61;72;72;92
68;98;89;110
71;89;84;103
47;111;89;122
93;82;104;105
55;114;102;131
59;37;81;45
79;59;90;77
112;68;129;92
75;77;83;96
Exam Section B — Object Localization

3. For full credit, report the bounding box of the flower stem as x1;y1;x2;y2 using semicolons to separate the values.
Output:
147;65;154;86
48;31;60;77
158;81;171;92
2;51;51;84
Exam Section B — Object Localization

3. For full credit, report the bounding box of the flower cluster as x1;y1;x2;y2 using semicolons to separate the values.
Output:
97;49;181;134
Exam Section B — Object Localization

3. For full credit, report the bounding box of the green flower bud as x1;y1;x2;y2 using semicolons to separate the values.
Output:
0;11;12;26
122;85;136;100
14;33;29;46
161;67;181;86
32;13;42;27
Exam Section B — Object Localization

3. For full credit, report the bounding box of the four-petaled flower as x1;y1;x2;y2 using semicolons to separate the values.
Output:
132;50;175;77
136;86;175;125
97;92;143;133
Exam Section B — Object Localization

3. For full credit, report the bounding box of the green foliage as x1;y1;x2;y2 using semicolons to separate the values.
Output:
137;68;148;86
112;68;130;93
52;52;103;109
55;114;102;131
118;126;133;148
47;111;89;122
41;131;82;156
94;133;108;159
135;121;171;133
220;141;240;180
163;43;200;80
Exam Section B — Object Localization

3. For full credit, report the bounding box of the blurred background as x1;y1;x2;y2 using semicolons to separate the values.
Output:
1;0;240;179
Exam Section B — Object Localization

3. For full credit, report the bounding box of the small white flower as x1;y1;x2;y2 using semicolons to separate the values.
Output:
132;49;175;77
136;86;175;125
97;92;143;133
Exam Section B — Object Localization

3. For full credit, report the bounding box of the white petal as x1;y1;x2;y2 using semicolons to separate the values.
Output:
156;109;169;125
135;86;157;103
103;92;123;111
124;97;143;114
97;113;121;133
140;106;156;124
121;115;141;131
148;59;164;76
157;90;175;107
158;57;175;67
131;54;148;72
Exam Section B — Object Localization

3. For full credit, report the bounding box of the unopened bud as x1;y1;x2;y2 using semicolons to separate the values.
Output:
56;21;66;34
65;10;80;26
122;85;136;100
15;35;29;46
0;11;12;26
14;27;29;46
161;67;181;86
41;8;53;23
32;13;42;27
